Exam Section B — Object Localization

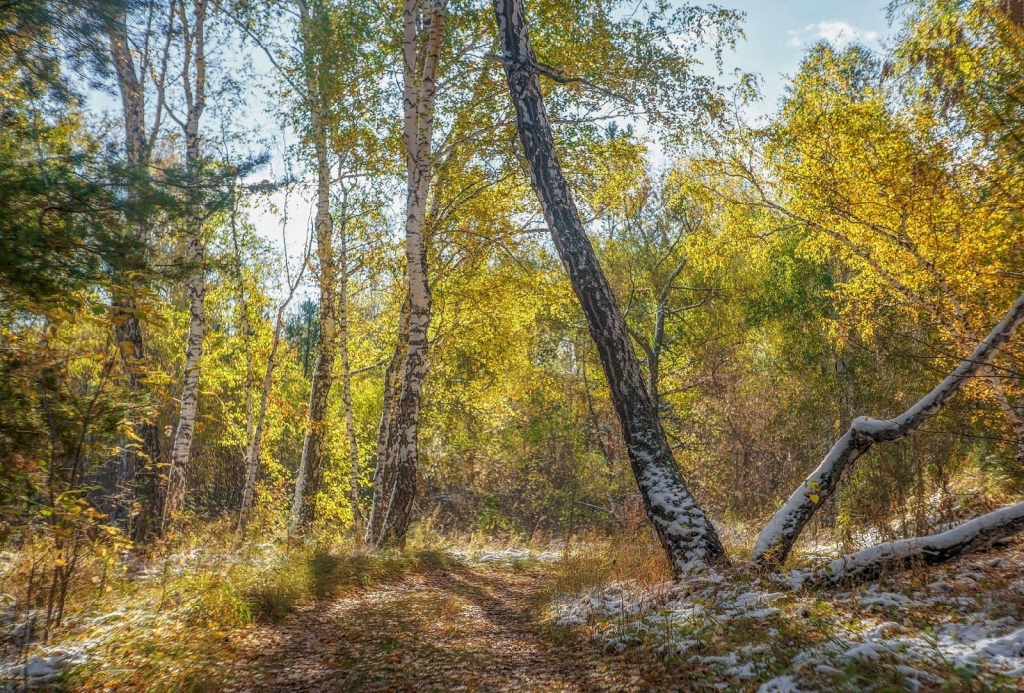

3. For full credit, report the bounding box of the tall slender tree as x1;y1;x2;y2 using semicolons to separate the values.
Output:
367;0;447;547
284;0;389;533
287;0;340;528
336;180;362;528
163;0;210;532
491;0;727;574
237;231;309;542
366;296;409;543
102;0;174;543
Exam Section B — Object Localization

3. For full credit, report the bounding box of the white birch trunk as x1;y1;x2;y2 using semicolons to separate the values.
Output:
370;0;446;548
338;213;362;528
752;290;1024;571
288;0;341;534
288;166;337;532
365;297;409;545
803;501;1024;588
163;0;208;533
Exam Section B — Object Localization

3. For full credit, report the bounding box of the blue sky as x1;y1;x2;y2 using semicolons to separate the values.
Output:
717;0;892;112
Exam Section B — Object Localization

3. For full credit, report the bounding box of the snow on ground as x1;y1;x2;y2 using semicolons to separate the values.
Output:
0;608;145;691
0;544;564;688
1;644;91;689
551;580;679;627
0;544;279;690
548;543;1024;690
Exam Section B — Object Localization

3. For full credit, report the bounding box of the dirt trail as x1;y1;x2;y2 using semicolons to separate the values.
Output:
223;563;682;692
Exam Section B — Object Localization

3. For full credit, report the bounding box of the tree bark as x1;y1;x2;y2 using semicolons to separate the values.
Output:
365;296;410;545
106;7;166;544
338;203;362;529
368;0;446;548
492;0;727;575
231;202;256;528
288;0;341;534
981;366;1024;465
803;501;1024;588
289;178;337;532
163;0;209;534
752;290;1024;572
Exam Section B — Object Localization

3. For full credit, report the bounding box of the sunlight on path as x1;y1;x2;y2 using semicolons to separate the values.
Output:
224;564;671;692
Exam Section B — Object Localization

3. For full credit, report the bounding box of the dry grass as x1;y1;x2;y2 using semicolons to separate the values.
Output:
10;517;1024;692
547;527;674;597
0;521;466;692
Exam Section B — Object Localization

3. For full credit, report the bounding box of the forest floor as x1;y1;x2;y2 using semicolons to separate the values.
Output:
216;541;1024;693
5;537;1024;691
222;555;687;692
217;546;1024;693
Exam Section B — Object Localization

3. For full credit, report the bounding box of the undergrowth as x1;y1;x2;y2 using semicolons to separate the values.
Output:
547;527;673;597
1;520;462;691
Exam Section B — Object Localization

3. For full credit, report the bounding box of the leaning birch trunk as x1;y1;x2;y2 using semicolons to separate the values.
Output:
753;290;1024;572
236;257;305;543
492;0;727;575
803;501;1024;588
370;0;445;548
106;10;166;544
365;297;410;545
163;0;209;533
288;0;340;534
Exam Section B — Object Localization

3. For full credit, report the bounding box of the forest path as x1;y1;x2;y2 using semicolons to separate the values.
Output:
223;560;681;692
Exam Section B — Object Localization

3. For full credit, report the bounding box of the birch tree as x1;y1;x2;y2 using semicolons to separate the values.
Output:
287;0;340;529
366;0;742;547
803;500;1024;587
337;186;361;528
366;0;446;547
102;0;173;543
753;290;1024;571
162;0;210;532
365;296;409;543
491;0;729;574
365;0;549;547
276;0;389;532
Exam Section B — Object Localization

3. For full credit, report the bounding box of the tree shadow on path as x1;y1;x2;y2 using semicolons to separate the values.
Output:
224;561;698;692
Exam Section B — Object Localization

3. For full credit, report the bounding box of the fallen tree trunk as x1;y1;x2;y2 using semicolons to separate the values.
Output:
492;0;727;575
803;501;1024;588
752;290;1024;572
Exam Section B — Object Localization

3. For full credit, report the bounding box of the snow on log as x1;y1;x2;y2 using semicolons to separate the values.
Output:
803;501;1024;588
752;291;1024;572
